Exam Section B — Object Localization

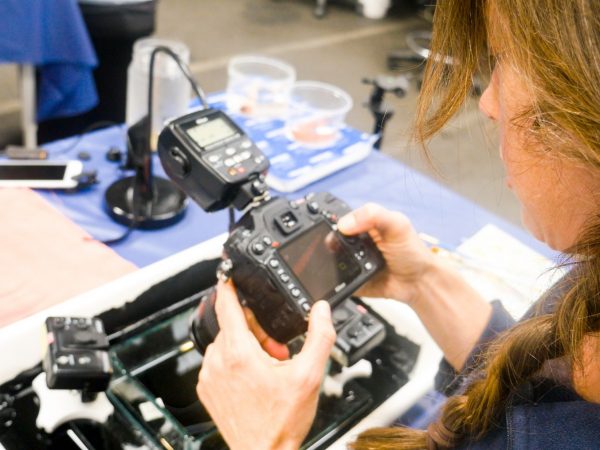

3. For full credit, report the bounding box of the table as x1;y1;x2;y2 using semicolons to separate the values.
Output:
2;121;555;449
0;0;97;147
39;124;552;268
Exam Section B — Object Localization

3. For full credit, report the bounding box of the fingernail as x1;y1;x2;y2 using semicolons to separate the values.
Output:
337;213;356;232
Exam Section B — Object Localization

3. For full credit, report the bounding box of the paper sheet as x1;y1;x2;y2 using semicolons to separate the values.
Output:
452;224;564;319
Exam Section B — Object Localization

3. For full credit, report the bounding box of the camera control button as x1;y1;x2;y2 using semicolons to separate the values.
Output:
225;147;236;156
279;273;290;283
252;242;266;255
291;288;301;298
361;315;375;327
332;308;351;326
354;248;366;260
364;262;374;271
262;236;273;246
323;211;338;223
268;259;280;269
224;158;235;167
347;324;363;338
299;299;311;313
287;282;295;290
307;201;320;214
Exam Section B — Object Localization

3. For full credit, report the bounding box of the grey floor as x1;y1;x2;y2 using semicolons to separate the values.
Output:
0;0;522;227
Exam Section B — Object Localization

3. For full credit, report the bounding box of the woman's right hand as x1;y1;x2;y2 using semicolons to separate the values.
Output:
337;203;435;305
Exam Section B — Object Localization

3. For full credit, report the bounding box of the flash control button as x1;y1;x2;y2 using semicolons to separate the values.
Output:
74;331;96;344
78;356;92;365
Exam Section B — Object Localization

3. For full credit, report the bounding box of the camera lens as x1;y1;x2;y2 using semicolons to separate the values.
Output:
189;289;221;354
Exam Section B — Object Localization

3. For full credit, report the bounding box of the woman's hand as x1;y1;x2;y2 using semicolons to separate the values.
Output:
196;280;336;450
337;203;435;305
339;203;493;369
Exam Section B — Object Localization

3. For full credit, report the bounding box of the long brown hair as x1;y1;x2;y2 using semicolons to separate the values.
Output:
351;0;600;448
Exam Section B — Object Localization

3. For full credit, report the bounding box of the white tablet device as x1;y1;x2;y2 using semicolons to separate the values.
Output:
0;160;84;189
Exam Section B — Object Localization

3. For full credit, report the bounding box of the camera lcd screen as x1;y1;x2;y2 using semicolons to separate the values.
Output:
0;164;67;180
278;221;361;301
186;118;237;148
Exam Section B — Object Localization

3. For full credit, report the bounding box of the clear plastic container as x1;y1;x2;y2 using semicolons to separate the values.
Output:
126;38;191;147
286;81;353;149
226;55;296;119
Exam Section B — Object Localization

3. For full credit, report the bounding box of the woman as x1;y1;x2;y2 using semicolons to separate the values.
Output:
196;0;600;448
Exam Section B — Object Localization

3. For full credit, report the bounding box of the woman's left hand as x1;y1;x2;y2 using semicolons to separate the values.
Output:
196;280;336;450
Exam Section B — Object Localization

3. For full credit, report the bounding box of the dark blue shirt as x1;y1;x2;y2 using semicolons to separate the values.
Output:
436;274;600;449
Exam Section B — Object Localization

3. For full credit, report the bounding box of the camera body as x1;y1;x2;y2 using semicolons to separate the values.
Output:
158;108;387;353
224;192;385;343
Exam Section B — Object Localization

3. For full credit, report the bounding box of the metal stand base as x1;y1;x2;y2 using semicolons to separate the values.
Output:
105;176;187;229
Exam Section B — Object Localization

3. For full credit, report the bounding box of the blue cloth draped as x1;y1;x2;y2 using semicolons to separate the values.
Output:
0;0;98;121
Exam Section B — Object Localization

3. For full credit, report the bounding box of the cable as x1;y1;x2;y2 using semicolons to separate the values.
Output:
228;206;236;232
48;120;122;157
97;223;137;246
147;46;209;126
101;45;203;245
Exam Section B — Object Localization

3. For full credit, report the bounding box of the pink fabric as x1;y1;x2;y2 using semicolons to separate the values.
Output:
0;188;137;327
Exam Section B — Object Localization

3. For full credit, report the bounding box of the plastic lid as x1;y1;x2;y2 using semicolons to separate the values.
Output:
228;55;296;84
289;81;353;116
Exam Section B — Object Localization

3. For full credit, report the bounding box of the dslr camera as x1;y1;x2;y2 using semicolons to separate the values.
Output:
158;108;386;365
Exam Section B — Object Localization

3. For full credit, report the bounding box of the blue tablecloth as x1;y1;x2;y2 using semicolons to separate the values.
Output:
0;0;98;121
38;125;551;268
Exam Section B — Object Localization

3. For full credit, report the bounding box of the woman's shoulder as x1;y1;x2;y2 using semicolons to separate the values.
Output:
457;380;600;450
506;397;600;449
